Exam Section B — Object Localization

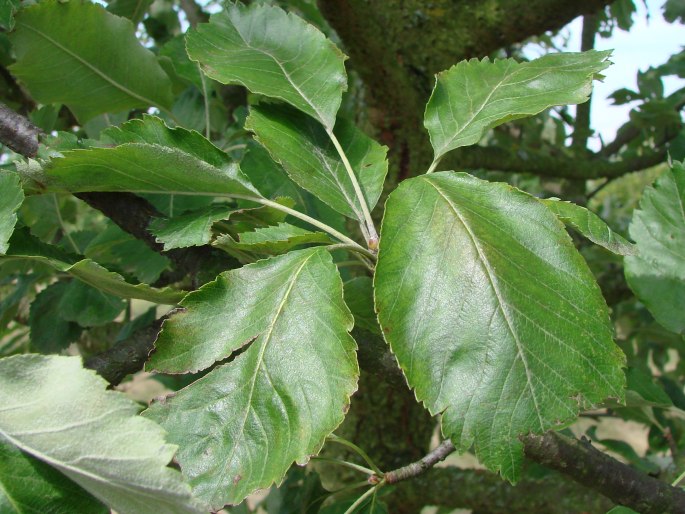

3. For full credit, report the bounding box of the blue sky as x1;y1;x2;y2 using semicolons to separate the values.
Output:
559;0;683;149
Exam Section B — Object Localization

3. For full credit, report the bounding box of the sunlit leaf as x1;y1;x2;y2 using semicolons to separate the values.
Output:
625;162;685;333
0;354;205;514
9;0;173;122
424;51;611;163
374;171;625;481
186;2;346;130
145;248;358;508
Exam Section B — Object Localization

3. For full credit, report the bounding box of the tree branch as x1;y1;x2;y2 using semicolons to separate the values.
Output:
523;431;685;514
84;318;164;386
443;144;668;180
0;102;227;285
0;101;41;157
379;439;456;485
377;431;685;513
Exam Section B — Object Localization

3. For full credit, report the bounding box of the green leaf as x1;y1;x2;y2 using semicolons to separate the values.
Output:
541;198;636;255
144;248;358;508
8;0;173;123
0;0;19;31
85;223;169;284
58;280;126;327
343;277;380;335
424;51;611;163
44;143;257;201
149;204;235;251
214;222;332;256
4;229;185;304
186;2;347;130
0;441;107;514
106;0;152;24
0;172;24;254
0;354;205;514
246;103;388;221
28;282;81;353
159;36;203;89
240;142;308;204
374;172;625;481
625;163;685;334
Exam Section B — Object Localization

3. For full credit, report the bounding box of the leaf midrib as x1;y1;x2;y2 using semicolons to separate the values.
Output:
424;177;546;431
18;21;162;111
211;250;315;505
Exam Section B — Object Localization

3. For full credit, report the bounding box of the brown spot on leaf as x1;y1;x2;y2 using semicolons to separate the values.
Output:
233;474;242;485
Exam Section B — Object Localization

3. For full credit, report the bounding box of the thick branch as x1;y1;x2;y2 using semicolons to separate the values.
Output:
443;144;667;180
84;318;163;385
0;101;41;157
523;431;685;514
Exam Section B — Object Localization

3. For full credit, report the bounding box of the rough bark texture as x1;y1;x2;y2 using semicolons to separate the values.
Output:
523;432;685;514
0;101;41;157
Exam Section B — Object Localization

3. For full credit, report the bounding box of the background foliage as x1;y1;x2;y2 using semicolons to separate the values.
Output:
0;0;684;513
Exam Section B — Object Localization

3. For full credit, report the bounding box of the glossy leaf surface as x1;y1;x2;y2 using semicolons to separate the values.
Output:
0;172;23;254
541;198;636;255
145;248;358;508
374;171;625;480
425;51;611;162
0;441;107;514
45;115;257;197
9;0;173;122
186;2;346;129
246;103;387;221
625;163;685;333
0;354;204;514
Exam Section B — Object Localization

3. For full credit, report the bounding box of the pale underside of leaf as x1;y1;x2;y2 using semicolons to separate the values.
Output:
144;248;358;508
374;172;625;481
0;354;204;514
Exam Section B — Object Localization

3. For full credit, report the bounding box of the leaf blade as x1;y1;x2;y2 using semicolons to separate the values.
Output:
9;0;173;122
541;198;636;255
374;172;625;480
186;2;347;129
625;162;685;333
246;103;388;221
0;172;24;254
144;248;358;508
424;51;611;162
0;354;205;514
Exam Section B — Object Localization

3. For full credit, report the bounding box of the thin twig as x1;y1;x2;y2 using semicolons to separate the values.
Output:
375;439;456;485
